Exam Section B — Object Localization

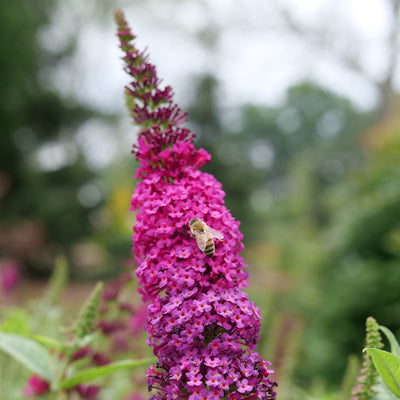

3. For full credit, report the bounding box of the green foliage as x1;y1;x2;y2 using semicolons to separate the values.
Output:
338;354;361;400
0;332;54;382
362;324;400;399
0;265;153;399
350;317;384;400
2;3;400;398
374;378;400;400
365;349;400;398
72;282;103;339
0;325;154;397
300;121;400;384
380;326;400;357
59;358;154;390
25;334;63;353
190;78;373;243
0;308;31;334
0;1;120;279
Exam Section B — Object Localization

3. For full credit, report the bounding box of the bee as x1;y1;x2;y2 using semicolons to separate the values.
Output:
189;218;224;257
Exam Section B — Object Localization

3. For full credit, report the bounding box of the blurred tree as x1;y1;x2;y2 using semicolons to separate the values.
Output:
0;1;106;277
279;0;400;114
189;76;373;242
187;73;390;391
300;101;400;385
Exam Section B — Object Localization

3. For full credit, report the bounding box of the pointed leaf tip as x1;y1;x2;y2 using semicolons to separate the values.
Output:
380;325;400;357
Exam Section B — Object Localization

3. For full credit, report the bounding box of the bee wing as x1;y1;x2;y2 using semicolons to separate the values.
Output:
206;226;224;241
195;233;208;251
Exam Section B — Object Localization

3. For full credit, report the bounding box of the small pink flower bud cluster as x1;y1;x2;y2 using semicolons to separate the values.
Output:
97;268;148;356
22;375;50;397
0;258;20;296
22;373;100;400
115;9;277;400
22;349;104;399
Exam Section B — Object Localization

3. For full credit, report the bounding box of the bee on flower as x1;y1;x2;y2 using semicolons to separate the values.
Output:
189;218;224;257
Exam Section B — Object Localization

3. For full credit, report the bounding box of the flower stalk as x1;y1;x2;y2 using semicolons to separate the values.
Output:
349;316;384;400
114;9;277;399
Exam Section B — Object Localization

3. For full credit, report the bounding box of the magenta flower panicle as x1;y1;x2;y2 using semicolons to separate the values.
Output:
114;9;277;400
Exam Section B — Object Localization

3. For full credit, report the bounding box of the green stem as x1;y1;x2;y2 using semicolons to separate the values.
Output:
50;344;76;399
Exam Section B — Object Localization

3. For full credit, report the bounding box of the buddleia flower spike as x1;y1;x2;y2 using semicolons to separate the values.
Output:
114;9;278;399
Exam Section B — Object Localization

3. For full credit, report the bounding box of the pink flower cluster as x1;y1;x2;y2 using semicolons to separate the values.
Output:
97;270;147;352
115;9;277;400
22;349;105;400
132;149;277;400
22;375;50;397
1;258;20;296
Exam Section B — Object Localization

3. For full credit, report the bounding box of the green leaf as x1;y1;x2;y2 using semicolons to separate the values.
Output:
365;348;400;398
374;376;400;400
0;332;54;382
60;358;154;389
380;326;400;357
0;308;31;334
25;334;63;352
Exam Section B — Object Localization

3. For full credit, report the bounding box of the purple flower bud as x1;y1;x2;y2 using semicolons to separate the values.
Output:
1;259;20;295
22;375;50;397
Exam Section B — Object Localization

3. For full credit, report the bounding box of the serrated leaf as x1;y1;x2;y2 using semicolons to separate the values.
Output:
0;332;54;382
365;348;400;398
380;326;400;357
60;358;154;389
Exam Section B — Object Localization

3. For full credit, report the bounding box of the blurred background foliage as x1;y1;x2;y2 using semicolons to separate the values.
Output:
0;0;135;280
2;0;400;399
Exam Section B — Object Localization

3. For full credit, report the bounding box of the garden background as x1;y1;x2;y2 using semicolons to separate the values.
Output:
1;1;400;399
